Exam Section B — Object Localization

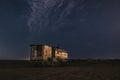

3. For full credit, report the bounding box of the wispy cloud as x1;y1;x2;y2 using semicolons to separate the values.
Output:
27;0;88;35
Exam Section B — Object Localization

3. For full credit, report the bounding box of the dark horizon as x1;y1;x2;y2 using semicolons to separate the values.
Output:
0;0;120;59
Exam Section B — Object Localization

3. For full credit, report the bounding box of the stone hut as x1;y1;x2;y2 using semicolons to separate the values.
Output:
30;44;68;64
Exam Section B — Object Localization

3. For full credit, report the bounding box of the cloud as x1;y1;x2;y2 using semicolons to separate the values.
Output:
27;0;88;35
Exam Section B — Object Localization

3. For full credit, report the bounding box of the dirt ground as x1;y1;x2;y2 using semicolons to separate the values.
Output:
0;66;120;80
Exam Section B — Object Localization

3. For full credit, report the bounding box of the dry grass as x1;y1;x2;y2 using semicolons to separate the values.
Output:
0;66;120;80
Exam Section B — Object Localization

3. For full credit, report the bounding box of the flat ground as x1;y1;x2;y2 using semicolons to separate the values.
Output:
0;60;120;80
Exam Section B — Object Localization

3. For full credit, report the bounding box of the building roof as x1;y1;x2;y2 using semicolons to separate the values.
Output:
30;44;68;53
30;44;48;46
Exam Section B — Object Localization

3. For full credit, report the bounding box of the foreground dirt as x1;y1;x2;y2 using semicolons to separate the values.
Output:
0;66;120;80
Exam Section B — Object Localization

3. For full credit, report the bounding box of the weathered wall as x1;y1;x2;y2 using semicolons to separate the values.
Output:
55;49;68;60
31;45;43;60
43;45;52;61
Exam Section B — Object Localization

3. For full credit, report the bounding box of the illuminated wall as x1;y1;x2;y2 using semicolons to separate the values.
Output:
43;45;52;61
55;49;68;60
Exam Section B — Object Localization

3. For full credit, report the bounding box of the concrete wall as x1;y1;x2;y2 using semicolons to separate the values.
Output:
30;45;43;60
43;45;52;61
55;49;68;60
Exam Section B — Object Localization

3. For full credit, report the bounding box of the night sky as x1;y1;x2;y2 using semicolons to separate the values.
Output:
0;0;120;59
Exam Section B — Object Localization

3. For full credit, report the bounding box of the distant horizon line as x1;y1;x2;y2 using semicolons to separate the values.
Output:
0;58;120;60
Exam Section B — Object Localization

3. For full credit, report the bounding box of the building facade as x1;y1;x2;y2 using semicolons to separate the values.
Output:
30;44;68;64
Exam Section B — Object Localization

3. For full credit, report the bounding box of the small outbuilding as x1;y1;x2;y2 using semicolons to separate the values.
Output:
30;44;68;64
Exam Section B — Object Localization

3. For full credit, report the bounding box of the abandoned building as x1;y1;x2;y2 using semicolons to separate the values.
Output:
30;44;68;64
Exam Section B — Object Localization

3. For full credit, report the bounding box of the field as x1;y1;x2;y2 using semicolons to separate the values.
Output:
0;60;120;80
